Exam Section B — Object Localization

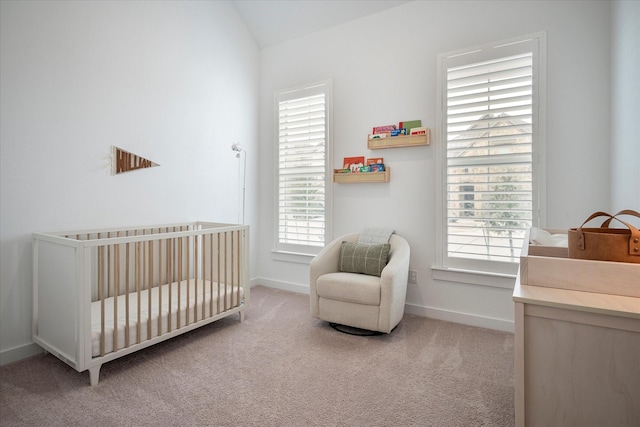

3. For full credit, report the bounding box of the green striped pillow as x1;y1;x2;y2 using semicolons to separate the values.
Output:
338;242;390;277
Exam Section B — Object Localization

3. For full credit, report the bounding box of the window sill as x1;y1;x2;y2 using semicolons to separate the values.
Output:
431;267;516;290
271;249;316;265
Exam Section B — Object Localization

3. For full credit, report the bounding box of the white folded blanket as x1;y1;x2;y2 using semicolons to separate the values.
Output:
529;227;568;247
358;227;395;244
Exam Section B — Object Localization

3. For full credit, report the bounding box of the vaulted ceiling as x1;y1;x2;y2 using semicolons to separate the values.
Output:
232;0;411;48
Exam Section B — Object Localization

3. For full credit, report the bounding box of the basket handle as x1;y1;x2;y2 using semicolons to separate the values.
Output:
600;209;640;227
575;211;613;250
577;210;640;255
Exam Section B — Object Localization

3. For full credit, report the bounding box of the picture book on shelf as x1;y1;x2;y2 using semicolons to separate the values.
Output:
372;125;396;135
372;121;424;138
343;156;365;172
409;127;427;135
399;120;422;131
366;158;384;166
390;129;407;137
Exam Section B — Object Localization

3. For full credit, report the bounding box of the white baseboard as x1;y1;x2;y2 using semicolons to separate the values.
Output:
253;277;514;333
251;277;309;295
404;303;514;333
0;342;43;366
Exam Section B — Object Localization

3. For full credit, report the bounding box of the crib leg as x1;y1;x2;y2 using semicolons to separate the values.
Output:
239;310;245;323
89;365;102;386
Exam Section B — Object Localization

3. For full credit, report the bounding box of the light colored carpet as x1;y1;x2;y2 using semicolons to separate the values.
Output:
0;285;514;426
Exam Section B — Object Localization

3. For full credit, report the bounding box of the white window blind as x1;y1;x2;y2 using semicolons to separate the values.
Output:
276;81;332;253
438;36;544;275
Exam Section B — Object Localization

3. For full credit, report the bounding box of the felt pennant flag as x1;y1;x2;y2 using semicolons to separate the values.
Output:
112;146;159;175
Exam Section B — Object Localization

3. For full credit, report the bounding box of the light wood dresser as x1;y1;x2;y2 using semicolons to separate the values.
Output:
513;231;640;426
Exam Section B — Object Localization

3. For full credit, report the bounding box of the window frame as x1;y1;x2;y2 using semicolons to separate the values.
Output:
273;79;333;259
435;33;547;278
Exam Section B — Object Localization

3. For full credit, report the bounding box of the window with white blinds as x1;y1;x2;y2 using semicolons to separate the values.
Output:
276;81;332;254
437;35;545;275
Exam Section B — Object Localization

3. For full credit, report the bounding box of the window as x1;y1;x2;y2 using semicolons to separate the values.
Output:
436;34;546;276
275;80;332;256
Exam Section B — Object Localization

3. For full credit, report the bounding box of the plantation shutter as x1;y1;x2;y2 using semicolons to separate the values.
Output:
443;38;539;271
277;82;330;251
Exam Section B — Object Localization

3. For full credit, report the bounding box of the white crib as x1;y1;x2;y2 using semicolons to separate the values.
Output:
32;222;249;385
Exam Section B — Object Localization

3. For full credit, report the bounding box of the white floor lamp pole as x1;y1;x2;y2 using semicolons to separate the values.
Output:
231;143;246;224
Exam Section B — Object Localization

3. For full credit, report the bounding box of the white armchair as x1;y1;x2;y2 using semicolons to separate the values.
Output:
309;232;411;334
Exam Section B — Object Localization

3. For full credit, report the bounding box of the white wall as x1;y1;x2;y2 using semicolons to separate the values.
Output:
0;0;259;363
611;0;640;211
2;0;633;364
256;0;615;331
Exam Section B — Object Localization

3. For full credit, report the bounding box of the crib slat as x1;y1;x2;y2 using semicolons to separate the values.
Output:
194;234;198;322
107;238;111;297
211;234;215;316
202;234;206;320
177;236;182;329
167;237;172;333
107;233;112;300
147;238;152;340
223;231;227;311
113;243;119;354
187;235;191;325
217;233;222;314
231;231;234;309
235;230;240;308
157;237;162;336
236;230;241;308
125;242;130;348
136;239;141;344
175;232;182;329
98;243;105;357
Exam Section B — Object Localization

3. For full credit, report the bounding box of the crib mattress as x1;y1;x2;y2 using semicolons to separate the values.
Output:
91;280;242;357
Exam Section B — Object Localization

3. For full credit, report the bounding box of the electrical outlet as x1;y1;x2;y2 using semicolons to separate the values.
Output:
409;270;417;284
